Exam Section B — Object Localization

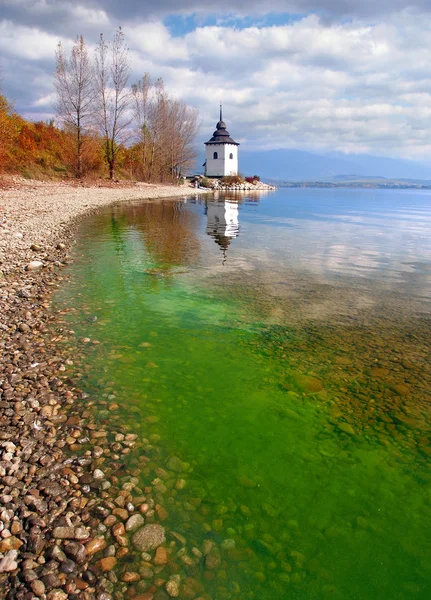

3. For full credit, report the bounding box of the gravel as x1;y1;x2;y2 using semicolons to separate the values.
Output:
0;177;208;599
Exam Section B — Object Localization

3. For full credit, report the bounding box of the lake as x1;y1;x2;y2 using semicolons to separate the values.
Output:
55;187;431;599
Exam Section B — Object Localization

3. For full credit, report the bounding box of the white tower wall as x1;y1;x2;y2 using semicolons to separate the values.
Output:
205;143;238;177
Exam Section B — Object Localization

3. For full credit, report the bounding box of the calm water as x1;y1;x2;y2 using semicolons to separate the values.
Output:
55;188;431;599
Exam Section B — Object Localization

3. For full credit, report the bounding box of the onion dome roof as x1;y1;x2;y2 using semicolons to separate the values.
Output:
205;107;239;146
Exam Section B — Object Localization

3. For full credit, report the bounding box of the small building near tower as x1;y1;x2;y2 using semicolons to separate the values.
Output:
204;106;239;177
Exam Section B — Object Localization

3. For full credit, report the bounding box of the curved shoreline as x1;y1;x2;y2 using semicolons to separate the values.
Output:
0;180;210;599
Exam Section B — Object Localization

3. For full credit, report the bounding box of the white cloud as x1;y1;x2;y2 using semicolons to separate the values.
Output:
0;21;62;60
2;6;431;160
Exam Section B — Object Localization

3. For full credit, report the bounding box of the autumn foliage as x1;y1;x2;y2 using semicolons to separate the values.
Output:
0;93;104;178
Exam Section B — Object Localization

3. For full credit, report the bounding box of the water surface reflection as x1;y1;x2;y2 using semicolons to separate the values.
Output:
56;187;431;600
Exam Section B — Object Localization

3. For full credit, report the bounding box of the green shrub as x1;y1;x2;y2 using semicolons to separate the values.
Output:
199;177;214;188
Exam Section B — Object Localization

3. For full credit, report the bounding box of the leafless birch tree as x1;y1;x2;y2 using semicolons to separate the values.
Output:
54;36;95;178
95;28;131;180
167;99;199;180
131;73;151;179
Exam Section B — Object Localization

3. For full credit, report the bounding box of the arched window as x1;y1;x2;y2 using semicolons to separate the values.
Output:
229;153;234;159
213;152;218;159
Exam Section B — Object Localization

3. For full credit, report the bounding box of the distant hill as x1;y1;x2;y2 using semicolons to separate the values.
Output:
236;148;431;182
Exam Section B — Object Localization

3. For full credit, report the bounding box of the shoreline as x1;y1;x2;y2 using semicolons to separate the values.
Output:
0;179;210;599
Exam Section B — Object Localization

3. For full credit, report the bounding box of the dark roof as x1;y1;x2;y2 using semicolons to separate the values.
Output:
205;116;239;146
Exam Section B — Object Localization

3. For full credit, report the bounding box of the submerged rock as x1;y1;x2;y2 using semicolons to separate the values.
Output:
132;524;165;552
337;422;355;435
125;514;145;531
291;374;323;393
166;456;187;473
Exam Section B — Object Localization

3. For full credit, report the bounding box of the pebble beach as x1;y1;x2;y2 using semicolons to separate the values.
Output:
0;178;210;600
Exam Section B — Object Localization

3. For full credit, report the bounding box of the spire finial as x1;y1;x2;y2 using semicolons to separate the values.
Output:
220;103;223;122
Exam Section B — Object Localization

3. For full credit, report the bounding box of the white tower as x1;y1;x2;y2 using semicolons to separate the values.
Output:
204;105;239;177
206;199;239;263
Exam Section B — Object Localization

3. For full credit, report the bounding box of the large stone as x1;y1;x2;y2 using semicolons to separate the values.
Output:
26;261;44;271
85;537;107;556
165;580;179;597
64;541;87;564
31;580;46;597
154;546;168;565
0;537;23;552
291;374;323;393
125;514;145;532
96;556;117;572
337;422;355;435
46;591;68;600
52;527;75;540
205;546;221;570
166;456;186;473
132;524;166;552
0;551;18;573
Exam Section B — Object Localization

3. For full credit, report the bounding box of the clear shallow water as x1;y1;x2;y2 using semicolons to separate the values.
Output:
55;188;431;599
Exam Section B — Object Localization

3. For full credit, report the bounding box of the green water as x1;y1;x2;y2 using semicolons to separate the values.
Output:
55;191;431;599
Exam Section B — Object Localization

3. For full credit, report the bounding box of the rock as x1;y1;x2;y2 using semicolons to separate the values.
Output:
370;367;389;378
93;469;105;480
221;539;236;550
60;559;76;574
0;536;23;552
334;356;353;366
121;571;140;582
26;261;44;271
46;591;68;600
31;580;46;597
154;546;168;565
0;551;18;572
205;546;221;570
64;541;87;564
132;524;166;552
165;580;180;597
52;526;76;539
291;374;323;393
85;537;107;556
74;527;89;540
156;505;169;521
96;556;117;572
237;475;256;488
338;422;355;435
41;573;60;590
392;383;410;396
112;508;129;520
125;514;145;532
166;456;186;473
112;523;125;537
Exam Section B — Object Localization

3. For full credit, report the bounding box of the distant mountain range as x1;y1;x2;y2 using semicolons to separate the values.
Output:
236;148;431;182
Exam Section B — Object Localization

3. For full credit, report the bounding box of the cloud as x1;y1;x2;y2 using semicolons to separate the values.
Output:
3;0;431;23
2;3;431;160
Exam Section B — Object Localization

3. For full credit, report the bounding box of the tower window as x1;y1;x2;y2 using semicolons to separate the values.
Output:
213;152;218;159
229;153;234;159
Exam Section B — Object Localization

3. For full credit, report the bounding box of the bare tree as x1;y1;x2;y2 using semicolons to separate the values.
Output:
146;77;167;181
131;73;151;179
95;28;131;180
167;99;199;180
54;36;95;178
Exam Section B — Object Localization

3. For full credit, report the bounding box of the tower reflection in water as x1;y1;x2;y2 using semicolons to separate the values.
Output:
205;199;239;264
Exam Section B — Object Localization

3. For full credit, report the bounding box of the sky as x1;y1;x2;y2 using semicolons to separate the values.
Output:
1;0;431;166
